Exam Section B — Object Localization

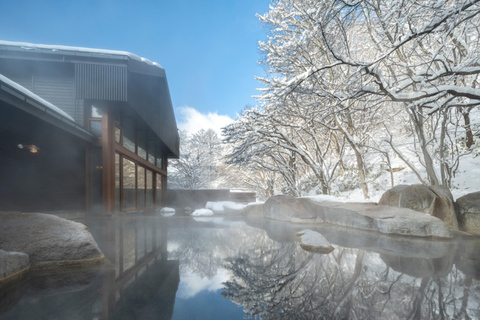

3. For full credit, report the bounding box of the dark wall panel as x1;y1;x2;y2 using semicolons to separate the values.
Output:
0;100;87;212
32;75;75;118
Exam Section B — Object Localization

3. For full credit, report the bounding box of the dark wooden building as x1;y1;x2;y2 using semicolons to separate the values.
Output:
0;40;179;215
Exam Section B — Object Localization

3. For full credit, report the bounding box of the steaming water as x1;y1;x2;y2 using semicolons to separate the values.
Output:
1;215;479;319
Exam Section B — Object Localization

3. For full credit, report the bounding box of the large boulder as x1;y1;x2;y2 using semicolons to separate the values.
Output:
0;212;104;268
257;195;454;238
457;191;480;235
379;184;459;229
0;250;30;283
265;195;315;221
242;203;265;217
301;200;453;238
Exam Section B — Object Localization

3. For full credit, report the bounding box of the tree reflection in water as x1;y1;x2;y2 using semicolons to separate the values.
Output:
206;220;480;320
1;216;479;319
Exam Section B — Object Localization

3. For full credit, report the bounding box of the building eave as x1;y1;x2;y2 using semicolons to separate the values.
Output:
0;75;95;142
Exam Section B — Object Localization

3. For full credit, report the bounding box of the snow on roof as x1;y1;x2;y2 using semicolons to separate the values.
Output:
0;73;75;121
0;40;163;70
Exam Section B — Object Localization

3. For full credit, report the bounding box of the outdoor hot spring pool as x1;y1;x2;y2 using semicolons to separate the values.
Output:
1;215;479;319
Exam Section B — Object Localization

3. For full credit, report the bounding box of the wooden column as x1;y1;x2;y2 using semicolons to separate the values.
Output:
163;157;168;207
102;106;116;214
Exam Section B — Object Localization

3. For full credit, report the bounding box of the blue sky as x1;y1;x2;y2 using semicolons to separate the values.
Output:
0;0;270;133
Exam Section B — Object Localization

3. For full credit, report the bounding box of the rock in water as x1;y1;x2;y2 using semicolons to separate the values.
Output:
379;184;459;229
297;230;334;254
191;209;214;216
160;207;176;217
242;203;265;217
265;195;315;221
0;212;104;268
0;250;30;283
457;191;480;235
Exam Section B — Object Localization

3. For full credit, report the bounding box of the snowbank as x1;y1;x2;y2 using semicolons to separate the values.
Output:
205;201;246;213
191;209;214;216
160;207;175;217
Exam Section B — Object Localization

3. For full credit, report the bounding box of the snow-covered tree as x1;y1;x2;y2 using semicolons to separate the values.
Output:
257;0;480;189
168;129;222;189
223;0;480;198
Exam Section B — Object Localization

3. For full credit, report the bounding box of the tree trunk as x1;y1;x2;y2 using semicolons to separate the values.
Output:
463;108;474;149
439;112;448;186
410;108;439;185
354;149;370;199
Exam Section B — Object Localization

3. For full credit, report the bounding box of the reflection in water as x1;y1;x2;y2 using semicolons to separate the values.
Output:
221;219;480;320
0;217;179;320
1;215;480;319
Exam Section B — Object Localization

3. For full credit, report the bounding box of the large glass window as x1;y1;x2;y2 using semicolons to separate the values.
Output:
137;166;146;208
118;154;158;211
89;120;102;137
91;105;103;118
122;117;136;153
123;158;136;210
137;131;147;160
156;149;162;169
156;173;162;207
115;126;122;144
146;170;154;207
148;140;155;165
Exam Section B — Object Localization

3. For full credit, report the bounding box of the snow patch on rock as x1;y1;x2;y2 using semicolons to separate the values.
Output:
206;201;246;213
192;209;214;216
160;207;175;217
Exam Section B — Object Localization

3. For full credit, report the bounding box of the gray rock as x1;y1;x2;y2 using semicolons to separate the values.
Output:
379;184;459;229
0;250;30;283
430;185;459;229
296;230;334;254
379;184;435;213
457;191;480;235
242;203;265;217
0;212;104;268
265;196;315;221
251;195;453;238
259;198;452;238
304;200;453;238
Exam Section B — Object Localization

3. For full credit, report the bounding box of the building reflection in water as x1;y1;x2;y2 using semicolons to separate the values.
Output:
0;216;179;320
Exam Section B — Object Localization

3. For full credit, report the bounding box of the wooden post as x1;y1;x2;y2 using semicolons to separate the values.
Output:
163;157;168;207
102;106;116;214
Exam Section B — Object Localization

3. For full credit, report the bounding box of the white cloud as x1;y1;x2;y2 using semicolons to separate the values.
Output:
176;106;234;136
176;269;230;299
